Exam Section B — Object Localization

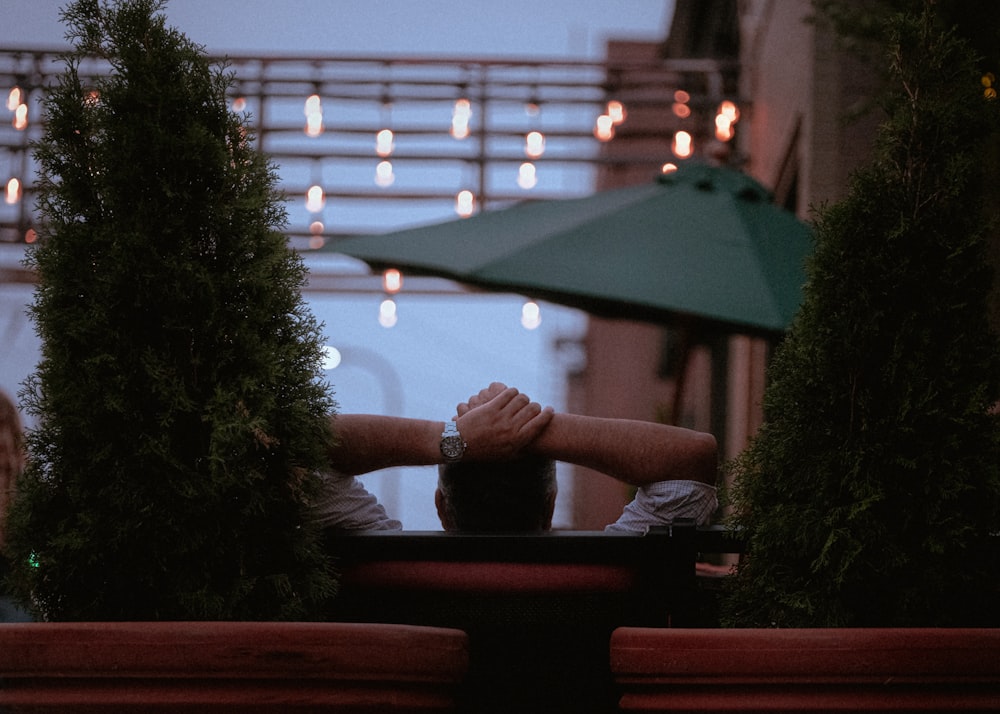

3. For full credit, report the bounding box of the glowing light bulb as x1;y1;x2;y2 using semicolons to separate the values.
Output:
672;130;693;158
24;228;37;244
661;162;679;174
672;103;691;118
718;100;740;123
375;160;395;187
304;94;322;115
607;100;626;125
714;101;740;141
305;185;325;213
13;103;27;130
5;178;20;204
517;162;537;189
379;298;398;328
521;301;541;330
594;114;614;141
383;268;402;294
525;130;545;159
321;346;342;370
304;94;324;137
451;98;471;139
455;190;476;217
376;128;394;157
715;114;735;142
6;86;22;111
231;96;247;112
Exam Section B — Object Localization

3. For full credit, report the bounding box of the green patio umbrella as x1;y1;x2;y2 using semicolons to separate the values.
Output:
328;163;813;335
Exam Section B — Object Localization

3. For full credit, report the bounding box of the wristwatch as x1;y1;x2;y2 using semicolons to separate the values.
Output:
440;421;467;463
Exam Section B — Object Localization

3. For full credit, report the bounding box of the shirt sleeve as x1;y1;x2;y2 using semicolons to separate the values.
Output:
310;471;402;531
605;479;718;533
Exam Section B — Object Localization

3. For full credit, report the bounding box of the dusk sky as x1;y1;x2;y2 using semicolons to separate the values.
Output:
1;0;674;527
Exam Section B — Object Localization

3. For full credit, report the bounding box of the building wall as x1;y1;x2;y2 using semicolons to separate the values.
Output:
568;0;883;528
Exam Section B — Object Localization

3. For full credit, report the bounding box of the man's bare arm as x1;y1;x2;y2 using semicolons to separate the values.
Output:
328;387;553;476
528;413;717;487
457;383;717;487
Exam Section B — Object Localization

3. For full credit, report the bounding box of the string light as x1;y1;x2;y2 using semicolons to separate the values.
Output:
305;184;325;213
672;89;691;118
6;86;21;111
607;100;626;125
451;98;472;139
525;130;545;159
383;268;403;294
379;298;398;328
672;130;693;158
521;301;541;330
5;177;20;204
321;345;342;370
13;102;27;130
455;189;475;217
375;160;395;187
517;162;537;189
304;93;324;137
715;100;741;141
309;220;325;249
593;113;614;141
376;128;394;157
984;72;997;99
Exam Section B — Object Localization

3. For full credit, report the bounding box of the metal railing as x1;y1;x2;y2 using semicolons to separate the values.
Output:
1;48;739;256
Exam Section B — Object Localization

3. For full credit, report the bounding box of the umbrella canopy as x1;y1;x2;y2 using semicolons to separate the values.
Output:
329;163;813;335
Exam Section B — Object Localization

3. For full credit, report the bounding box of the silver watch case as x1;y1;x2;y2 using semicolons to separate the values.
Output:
440;422;467;462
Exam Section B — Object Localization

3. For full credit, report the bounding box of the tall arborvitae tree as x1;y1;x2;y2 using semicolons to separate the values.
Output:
4;0;338;620
722;2;1000;627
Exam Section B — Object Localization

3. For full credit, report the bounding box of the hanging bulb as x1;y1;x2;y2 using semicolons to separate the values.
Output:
521;301;541;330
455;190;475;217
304;93;324;137
383;268;403;294
672;130;693;158
13;103;28;130
517;162;537;190
375;160;395;187
6;86;22;111
305;185;325;213
375;128;395;157
606;100;626;125
379;298;398;328
593;114;614;141
451;98;471;139
5;177;20;204
524;130;545;159
714;101;740;141
309;220;325;249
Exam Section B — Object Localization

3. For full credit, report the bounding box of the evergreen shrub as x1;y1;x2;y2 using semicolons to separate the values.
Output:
4;0;338;621
723;2;1000;627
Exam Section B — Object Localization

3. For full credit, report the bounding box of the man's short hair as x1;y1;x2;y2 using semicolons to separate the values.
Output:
437;456;556;532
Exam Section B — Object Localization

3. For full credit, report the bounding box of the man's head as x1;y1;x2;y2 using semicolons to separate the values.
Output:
435;455;557;532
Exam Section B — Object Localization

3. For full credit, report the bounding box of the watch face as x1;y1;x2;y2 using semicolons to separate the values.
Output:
441;435;465;460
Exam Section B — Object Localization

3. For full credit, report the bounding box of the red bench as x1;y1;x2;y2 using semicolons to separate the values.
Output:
610;627;1000;712
0;621;468;712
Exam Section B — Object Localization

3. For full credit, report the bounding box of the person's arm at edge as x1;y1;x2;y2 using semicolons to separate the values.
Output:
527;412;717;487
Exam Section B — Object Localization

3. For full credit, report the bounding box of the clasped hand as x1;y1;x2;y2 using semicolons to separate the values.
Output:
453;382;552;461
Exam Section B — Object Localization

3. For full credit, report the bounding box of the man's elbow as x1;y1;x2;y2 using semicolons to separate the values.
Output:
693;432;719;485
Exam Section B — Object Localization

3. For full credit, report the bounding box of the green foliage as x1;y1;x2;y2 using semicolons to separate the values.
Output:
4;0;338;620
722;2;1000;627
